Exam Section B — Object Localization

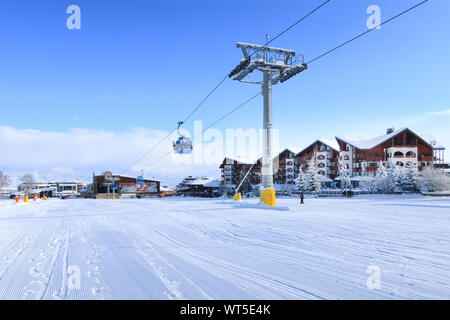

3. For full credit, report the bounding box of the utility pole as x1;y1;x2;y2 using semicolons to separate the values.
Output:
229;42;307;206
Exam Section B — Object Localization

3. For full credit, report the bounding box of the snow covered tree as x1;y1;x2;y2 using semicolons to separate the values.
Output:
387;163;401;193
306;158;321;194
360;175;378;193
20;173;36;196
340;170;352;195
376;161;395;193
294;169;308;194
0;171;11;191
233;169;252;197
338;157;352;195
399;164;419;192
418;168;450;192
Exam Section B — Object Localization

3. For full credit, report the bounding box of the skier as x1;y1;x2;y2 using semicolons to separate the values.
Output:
300;191;304;204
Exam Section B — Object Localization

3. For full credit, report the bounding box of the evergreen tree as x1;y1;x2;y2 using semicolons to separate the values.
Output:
400;164;419;192
306;158;321;194
376;161;395;193
234;169;252;196
387;163;400;193
340;169;352;194
339;158;352;194
294;169;308;193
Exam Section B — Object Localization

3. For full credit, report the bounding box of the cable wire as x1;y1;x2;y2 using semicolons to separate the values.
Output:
250;0;332;57
122;1;331;173
306;0;429;64
141;92;261;171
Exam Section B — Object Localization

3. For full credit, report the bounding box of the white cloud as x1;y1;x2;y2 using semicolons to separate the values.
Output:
405;109;450;125
429;109;450;116
0;126;220;185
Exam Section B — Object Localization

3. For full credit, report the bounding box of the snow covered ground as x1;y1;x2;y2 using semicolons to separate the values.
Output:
0;195;449;300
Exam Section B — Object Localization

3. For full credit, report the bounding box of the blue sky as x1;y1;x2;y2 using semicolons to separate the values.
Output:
0;0;449;182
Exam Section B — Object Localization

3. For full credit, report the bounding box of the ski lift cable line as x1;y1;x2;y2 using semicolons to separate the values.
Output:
120;128;178;174
249;0;332;57
133;0;427;174
179;0;331;125
122;1;331;173
306;0;429;65
121;75;228;173
201;91;261;133
141;92;261;171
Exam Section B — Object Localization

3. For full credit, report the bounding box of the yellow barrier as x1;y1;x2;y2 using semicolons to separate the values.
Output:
24;196;29;203
260;189;276;207
233;193;242;201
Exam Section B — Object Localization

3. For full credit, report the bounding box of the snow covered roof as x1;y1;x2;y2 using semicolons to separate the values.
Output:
319;175;333;183
296;139;339;156
336;128;407;150
336;127;444;150
318;139;340;152
182;177;220;187
203;180;221;188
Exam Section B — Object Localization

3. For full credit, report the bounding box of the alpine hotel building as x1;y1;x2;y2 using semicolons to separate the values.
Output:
220;127;446;188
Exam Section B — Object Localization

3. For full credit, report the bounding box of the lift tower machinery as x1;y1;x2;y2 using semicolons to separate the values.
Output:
229;42;307;206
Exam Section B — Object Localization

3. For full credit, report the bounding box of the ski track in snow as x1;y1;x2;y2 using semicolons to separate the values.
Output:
0;195;449;299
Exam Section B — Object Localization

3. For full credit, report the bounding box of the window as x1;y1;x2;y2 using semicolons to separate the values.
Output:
344;155;350;160
318;171;325;176
406;151;416;157
394;151;404;157
396;161;404;166
317;155;325;160
318;163;325;168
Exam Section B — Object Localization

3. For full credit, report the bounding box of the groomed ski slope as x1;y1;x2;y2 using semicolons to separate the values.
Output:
0;195;449;300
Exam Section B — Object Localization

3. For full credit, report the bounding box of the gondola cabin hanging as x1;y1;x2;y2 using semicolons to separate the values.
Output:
173;121;193;154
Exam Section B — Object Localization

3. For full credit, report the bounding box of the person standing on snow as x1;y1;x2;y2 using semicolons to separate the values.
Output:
300;192;304;204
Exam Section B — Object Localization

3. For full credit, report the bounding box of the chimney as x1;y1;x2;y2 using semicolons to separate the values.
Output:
386;127;395;135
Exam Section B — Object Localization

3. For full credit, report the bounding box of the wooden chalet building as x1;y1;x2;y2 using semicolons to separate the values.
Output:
220;149;297;187
335;127;445;177
176;176;221;197
273;149;297;185
220;157;262;186
295;140;340;179
220;127;446;186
